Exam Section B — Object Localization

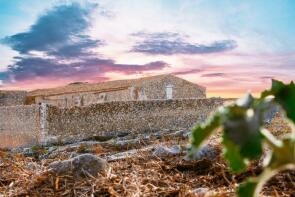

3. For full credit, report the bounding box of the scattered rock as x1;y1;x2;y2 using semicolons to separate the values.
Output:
22;148;34;157
107;145;155;161
48;153;109;178
39;146;57;159
116;131;130;138
48;146;57;153
191;187;210;197
153;132;162;139
85;135;114;142
14;146;49;158
47;151;74;159
150;129;191;139
84;131;130;142
189;143;220;161
43;136;59;145
182;131;191;138
152;145;182;158
152;129;172;139
69;152;78;158
26;162;40;171
107;149;138;161
114;138;140;146
169;130;191;138
142;133;150;140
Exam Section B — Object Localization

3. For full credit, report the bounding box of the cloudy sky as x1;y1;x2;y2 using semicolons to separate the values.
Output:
0;0;294;97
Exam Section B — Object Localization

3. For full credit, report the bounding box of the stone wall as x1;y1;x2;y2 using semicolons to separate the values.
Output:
35;88;131;108
0;98;224;148
0;105;41;148
35;88;132;108
0;90;27;106
46;98;223;143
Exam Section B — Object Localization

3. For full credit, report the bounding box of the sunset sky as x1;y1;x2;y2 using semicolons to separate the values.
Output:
0;0;294;98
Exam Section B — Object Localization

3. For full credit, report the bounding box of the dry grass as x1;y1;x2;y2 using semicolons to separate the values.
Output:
265;112;293;137
0;148;233;197
0;114;294;197
1;149;294;197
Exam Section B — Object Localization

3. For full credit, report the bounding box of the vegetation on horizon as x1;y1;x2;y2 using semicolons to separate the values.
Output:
189;79;295;197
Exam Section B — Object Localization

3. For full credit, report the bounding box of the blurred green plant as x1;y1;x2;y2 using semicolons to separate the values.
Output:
189;79;295;197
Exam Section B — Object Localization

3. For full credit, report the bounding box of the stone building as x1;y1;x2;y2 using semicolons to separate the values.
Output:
0;90;27;106
28;74;206;108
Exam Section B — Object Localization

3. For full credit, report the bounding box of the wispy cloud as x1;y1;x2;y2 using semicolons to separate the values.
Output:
171;68;203;75
0;3;167;86
131;32;237;55
1;3;100;56
3;56;167;81
201;73;227;77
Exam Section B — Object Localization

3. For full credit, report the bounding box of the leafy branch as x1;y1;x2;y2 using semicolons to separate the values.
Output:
189;79;295;197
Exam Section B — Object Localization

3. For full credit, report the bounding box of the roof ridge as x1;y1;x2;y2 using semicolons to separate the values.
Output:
28;74;200;97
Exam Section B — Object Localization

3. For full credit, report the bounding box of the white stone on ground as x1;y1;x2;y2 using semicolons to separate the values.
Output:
48;153;108;178
152;144;182;158
189;143;220;161
192;187;211;197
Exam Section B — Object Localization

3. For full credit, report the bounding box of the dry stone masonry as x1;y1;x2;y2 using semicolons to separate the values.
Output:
0;90;27;106
0;105;41;148
0;98;224;148
46;98;223;144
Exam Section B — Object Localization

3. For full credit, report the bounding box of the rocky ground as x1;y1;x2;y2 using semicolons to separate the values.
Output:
0;113;294;197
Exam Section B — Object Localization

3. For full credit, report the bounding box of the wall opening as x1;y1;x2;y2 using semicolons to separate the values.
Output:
166;84;173;99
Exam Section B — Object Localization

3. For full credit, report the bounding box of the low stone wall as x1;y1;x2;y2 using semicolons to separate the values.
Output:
0;90;27;106
46;98;223;143
0;105;41;148
0;98;224;148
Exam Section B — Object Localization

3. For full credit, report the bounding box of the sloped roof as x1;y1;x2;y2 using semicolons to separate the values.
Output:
28;74;205;97
0;90;27;95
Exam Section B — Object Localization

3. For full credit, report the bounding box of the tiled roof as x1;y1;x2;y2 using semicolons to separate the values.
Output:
28;74;204;97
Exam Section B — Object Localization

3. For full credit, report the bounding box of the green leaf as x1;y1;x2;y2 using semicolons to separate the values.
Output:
262;79;295;123
238;179;258;197
222;132;247;173
223;98;264;160
238;164;295;197
189;79;295;197
191;111;221;149
239;132;263;159
268;136;295;169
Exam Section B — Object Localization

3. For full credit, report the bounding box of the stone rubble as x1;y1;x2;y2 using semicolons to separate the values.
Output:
190;143;221;161
26;162;41;172
190;187;220;197
9;128;222;163
113;138;141;146
48;153;109;178
106;145;155;161
152;144;182;158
